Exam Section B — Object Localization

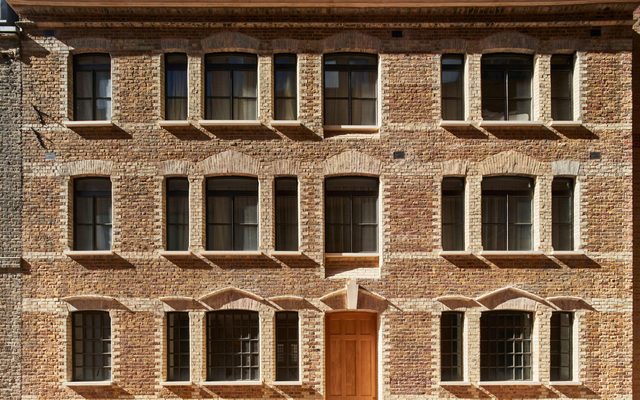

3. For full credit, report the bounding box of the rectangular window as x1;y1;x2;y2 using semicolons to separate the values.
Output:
551;54;574;121
206;177;258;251
275;177;298;251
325;176;379;253
324;53;377;126
165;53;188;120
480;311;532;381
442;177;465;251
205;53;257;120
274;54;297;120
481;53;533;121
481;176;533;251
550;312;573;382
167;312;190;382
441;312;463;382
206;310;259;381
441;54;465;120
166;177;189;251
72;311;111;382
74;54;112;121
275;311;299;382
552;177;574;251
74;177;112;251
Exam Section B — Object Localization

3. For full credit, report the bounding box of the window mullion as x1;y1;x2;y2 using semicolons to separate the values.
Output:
504;69;509;121
348;69;352;125
505;193;510;250
231;194;235;250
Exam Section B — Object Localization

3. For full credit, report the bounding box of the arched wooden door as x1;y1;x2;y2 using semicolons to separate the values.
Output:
325;312;377;400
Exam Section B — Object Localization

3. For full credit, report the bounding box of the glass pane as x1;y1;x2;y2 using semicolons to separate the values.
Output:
351;99;376;125
166;98;188;120
553;224;573;251
95;196;112;225
166;69;188;98
551;69;572;98
508;99;531;121
235;225;258;250
552;99;573;121
76;71;93;98
442;98;463;121
353;196;377;224
482;223;506;251
74;225;94;251
324;70;349;97
95;225;112;250
209;225;232;250
275;69;296;98
353;225;377;252
275;99;296;121
209;196;232;224
96;71;111;98
509;196;532;224
75;196;93;224
481;69;505;99
75;99;93;121
482;196;507;224
508;70;532;98
234;196;258;225
95;99;111;120
208;70;231;97
209;98;231;120
482;99;506;120
233;98;257;120
326;177;378;192
509;224;531;251
233;70;257;98
442;70;462;98
324;99;349;125
351;71;377;98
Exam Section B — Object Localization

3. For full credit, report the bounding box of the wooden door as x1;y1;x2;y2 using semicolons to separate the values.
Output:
325;312;377;400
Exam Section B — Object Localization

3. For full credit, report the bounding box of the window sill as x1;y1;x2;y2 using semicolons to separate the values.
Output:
439;250;472;256
200;250;263;257
440;120;473;128
479;250;544;257
159;250;193;257
479;381;540;386
63;120;114;128
270;250;303;256
550;381;582;386
550;121;583;128
158;120;191;127
323;125;379;133
198;120;262;127
479;121;544;128
439;381;471;386
271;120;301;127
550;250;584;256
65;381;113;387
272;381;303;386
325;253;379;258
201;380;262;386
64;250;114;257
161;380;192;386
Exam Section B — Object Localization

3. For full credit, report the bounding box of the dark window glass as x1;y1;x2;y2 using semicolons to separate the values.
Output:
550;312;573;382
167;312;190;381
552;178;574;251
324;53;377;125
551;55;574;121
74;54;111;121
442;177;465;250
206;177;258;250
480;311;532;381
206;310;259;381
205;53;257;120
165;53;188;120
441;55;465;120
74;177;112;251
72;311;111;382
441;312;463;382
481;54;533;121
274;54;297;120
275;311;299;381
481;176;534;251
325;176;379;253
275;177;298;251
166;178;189;251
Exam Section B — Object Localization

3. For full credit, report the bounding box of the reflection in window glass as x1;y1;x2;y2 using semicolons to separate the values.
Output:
481;54;533;121
74;54;111;121
274;54;297;120
551;54;574;121
165;53;188;120
205;53;257;120
441;55;465;120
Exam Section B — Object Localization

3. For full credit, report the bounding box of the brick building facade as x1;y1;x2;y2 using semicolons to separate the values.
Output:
3;0;639;399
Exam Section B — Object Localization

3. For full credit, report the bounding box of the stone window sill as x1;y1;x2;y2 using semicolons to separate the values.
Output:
550;121;583;128
64;250;114;258
550;250;585;256
271;120;302;127
439;250;472;256
159;250;193;257
323;125;379;133
479;120;544;128
325;253;379;259
158;120;191;127
270;250;303;256
63;120;114;128
201;380;262;386
440;120;473;128
439;381;471;386
272;380;303;386
161;380;192;386
479;381;540;386
65;381;113;387
479;250;544;257
198;120;262;127
550;381;582;386
200;250;263;257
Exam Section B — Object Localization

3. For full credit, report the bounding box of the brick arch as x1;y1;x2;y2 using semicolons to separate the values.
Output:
435;295;480;311
320;283;387;312
160;38;190;52
201;31;260;53
272;160;300;176
198;287;274;312
158;160;192;176
476;286;555;311
198;150;260;176
546;296;595;311
66;37;112;52
478;31;539;54
270;38;304;53
62;295;126;311
60;160;114;177
323;150;382;177
476;150;548;177
320;31;382;53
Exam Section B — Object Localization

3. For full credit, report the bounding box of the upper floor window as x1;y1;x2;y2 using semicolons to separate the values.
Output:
481;53;533;121
275;177;298;251
166;312;190;382
480;311;532;381
206;177;258;251
481;176;533;251
441;54;465;121
74;54;111;121
274;54;297;121
74;177;112;251
551;54;575;121
166;177;189;251
165;53;188;120
72;311;111;382
0;0;17;25
552;177;574;251
324;53;377;126
325;176;378;253
275;311;299;382
206;310;259;381
441;311;464;382
550;311;574;382
442;177;465;251
205;53;257;120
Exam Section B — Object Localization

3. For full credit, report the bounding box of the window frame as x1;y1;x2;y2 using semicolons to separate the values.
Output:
440;311;464;382
274;311;301;382
71;310;112;382
274;177;299;251
73;53;112;121
204;52;258;121
273;54;298;121
164;53;189;121
441;177;465;251
166;311;191;382
73;177;113;251
481;53;534;121
165;177;190;251
550;54;575;121
441;54;466;121
550;311;574;383
552;177;575;251
323;52;378;126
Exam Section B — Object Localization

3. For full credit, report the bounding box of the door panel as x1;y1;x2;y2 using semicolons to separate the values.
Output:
326;312;377;400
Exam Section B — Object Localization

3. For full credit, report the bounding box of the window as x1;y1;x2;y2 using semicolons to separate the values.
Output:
552;178;574;251
166;312;190;382
275;177;298;251
74;177;112;251
206;177;258;251
166;178;189;251
441;55;465;120
274;54;297;120
325;177;379;253
275;311;299;382
324;53;377;126
165;53;188;120
205;53;257;120
551;55;575;121
74;54;112;121
481;54;533;121
72;311;111;382
481;176;533;251
550;312;573;382
442;177;465;251
441;312;463;382
206;310;259;381
480;311;532;381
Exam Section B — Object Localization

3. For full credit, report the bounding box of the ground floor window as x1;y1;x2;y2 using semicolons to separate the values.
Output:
480;311;532;381
72;311;111;382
